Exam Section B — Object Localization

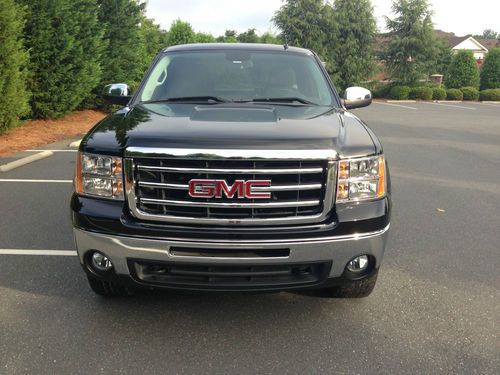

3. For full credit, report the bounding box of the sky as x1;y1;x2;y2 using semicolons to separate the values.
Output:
145;0;500;37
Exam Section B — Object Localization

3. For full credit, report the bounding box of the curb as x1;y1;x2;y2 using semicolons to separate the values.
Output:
0;151;54;172
68;140;81;148
481;101;500;104
386;100;416;103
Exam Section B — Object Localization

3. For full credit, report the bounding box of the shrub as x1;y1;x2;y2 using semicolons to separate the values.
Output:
446;89;463;100
372;83;394;99
388;85;411;100
460;87;479;101
409;87;433;100
0;0;30;132
432;88;447;100
445;50;480;89
480;48;500;90
479;89;500;101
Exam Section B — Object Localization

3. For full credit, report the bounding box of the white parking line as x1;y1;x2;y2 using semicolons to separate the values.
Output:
423;102;476;110
0;179;72;183
0;249;77;256
373;102;417;110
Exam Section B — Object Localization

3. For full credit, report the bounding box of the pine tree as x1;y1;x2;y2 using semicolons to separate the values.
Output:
97;0;147;91
0;0;30;131
384;0;439;84
480;48;500;90
331;0;377;90
272;0;334;61
273;0;338;84
445;51;480;89
21;0;103;118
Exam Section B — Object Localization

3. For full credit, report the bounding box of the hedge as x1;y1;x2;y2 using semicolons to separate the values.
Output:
460;87;479;101
389;85;410;100
372;84;394;99
446;89;463;100
479;89;500;101
409;87;433;100
0;0;30;132
432;88;447;100
480;48;500;90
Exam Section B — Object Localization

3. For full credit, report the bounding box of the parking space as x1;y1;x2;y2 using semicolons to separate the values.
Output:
1;103;499;373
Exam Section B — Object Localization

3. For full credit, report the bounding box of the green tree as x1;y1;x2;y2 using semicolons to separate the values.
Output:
98;0;146;92
480;48;500;90
217;30;238;43
21;0;103;118
0;0;30;131
433;37;453;74
331;0;377;90
140;17;165;63
195;32;216;43
238;28;260;43
260;32;281;44
384;0;439;84
273;0;334;62
474;29;499;40
445;50;480;89
166;19;196;46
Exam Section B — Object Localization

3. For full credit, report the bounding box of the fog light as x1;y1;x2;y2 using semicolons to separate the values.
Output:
346;255;369;272
91;252;113;271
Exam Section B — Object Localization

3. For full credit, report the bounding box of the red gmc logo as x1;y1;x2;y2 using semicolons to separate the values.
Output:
188;179;271;199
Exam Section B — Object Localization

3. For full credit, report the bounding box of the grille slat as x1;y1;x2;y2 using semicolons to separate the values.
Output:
138;181;323;191
126;154;336;225
137;165;323;174
140;198;321;208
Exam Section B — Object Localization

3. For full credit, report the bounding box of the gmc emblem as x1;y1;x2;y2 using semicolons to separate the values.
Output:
188;179;271;199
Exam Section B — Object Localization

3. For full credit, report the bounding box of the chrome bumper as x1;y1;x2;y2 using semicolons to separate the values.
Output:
73;225;390;278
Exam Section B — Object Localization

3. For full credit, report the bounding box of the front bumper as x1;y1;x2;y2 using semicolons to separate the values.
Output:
74;224;389;291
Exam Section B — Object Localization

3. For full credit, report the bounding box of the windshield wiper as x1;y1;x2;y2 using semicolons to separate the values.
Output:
243;97;319;106
141;96;229;104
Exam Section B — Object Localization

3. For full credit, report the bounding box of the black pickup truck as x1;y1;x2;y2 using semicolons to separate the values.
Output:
71;43;391;298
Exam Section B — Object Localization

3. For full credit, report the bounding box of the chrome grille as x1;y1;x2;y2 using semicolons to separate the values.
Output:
124;149;337;226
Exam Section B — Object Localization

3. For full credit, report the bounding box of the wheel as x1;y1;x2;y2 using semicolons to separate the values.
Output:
86;275;134;297
326;269;379;298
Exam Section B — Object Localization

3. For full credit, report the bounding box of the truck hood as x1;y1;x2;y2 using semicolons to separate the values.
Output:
82;103;376;158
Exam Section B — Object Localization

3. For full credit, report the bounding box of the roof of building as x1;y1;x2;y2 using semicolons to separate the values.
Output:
476;38;500;50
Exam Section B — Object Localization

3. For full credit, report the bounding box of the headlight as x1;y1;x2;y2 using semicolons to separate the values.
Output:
75;152;124;200
336;155;386;202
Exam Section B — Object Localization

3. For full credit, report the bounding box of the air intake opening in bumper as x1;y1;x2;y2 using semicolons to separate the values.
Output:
129;260;332;290
169;247;290;258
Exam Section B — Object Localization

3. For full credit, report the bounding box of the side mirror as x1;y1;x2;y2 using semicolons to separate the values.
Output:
102;83;132;106
343;87;372;110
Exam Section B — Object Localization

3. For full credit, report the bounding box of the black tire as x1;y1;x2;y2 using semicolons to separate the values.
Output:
326;269;378;298
86;275;134;297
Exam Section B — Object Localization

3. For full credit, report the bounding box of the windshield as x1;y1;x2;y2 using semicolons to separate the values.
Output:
138;50;337;106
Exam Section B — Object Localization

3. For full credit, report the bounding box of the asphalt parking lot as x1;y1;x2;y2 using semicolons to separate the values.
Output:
1;101;499;374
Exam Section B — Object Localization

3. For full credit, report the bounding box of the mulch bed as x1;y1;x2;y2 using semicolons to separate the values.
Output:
0;110;106;157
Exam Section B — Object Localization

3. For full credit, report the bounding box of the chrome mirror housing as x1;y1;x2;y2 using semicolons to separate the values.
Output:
343;87;372;110
102;83;132;106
